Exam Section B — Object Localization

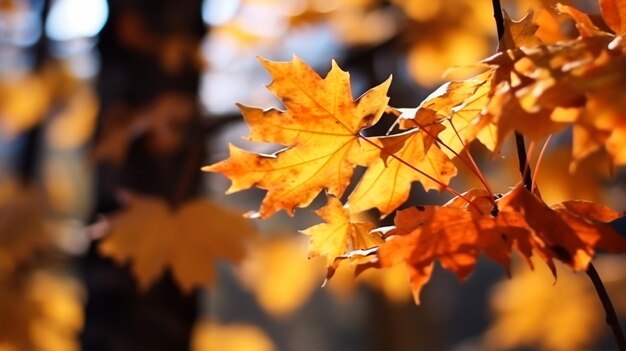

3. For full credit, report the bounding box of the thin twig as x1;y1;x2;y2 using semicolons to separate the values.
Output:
490;0;626;348
491;0;505;40
586;263;626;350
514;132;532;190
491;0;533;190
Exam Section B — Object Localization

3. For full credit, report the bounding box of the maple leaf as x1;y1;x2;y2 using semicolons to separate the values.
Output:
0;181;51;275
484;257;605;351
376;184;626;303
0;73;51;139
348;128;457;215
237;235;325;317
555;4;609;38
396;70;497;157
377;191;532;303
98;194;255;291
203;56;391;218
324;252;413;303
499;187;626;270
0;271;83;351
475;6;626;166
302;196;382;264
500;10;542;51
192;322;276;351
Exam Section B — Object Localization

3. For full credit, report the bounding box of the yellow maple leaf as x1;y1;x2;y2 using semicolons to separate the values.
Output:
325;261;413;304
0;73;51;139
348;128;457;215
483;257;603;351
302;196;382;264
397;70;497;157
203;56;391;218
500;10;543;51
99;194;255;291
237;235;325;317
0;271;83;351
600;0;626;35
192;321;275;351
0;180;51;275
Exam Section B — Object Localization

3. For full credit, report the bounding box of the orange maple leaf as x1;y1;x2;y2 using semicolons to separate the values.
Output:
204;56;391;218
377;184;626;303
99;194;255;291
556;4;609;38
476;7;626;166
600;0;626;34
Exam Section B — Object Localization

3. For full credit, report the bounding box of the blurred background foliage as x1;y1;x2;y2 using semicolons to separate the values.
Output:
0;0;625;350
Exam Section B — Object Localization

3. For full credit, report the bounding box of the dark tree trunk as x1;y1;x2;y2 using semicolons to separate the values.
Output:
81;1;205;350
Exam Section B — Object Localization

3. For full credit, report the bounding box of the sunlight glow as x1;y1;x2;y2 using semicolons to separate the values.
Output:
202;0;240;26
45;0;108;41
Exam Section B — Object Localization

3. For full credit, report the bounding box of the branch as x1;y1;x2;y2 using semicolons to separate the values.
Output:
491;0;533;190
586;263;626;350
514;132;532;190
491;0;505;40
491;1;626;349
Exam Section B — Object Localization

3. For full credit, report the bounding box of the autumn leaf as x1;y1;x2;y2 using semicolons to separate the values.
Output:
325;258;413;304
500;10;542;50
302;196;382;265
237;235;325;317
348;128;457;215
0;180;51;275
377;191;532;303
0;272;83;351
600;0;626;34
483;257;604;351
555;4;608;38
376;184;626;303
204;56;391;218
477;7;626;165
98;194;255;291
0;73;51;139
396;70;497;157
192;322;275;351
483;82;568;149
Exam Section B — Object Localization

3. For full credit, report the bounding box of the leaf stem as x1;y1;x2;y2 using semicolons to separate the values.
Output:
491;0;626;348
448;119;496;205
531;135;551;192
586;263;626;350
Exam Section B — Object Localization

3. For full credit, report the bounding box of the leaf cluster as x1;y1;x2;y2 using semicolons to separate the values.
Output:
206;1;626;303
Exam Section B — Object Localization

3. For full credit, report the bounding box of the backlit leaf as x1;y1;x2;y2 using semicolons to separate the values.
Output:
204;56;391;218
377;184;626;302
302;196;382;264
600;0;626;34
348;128;457;215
